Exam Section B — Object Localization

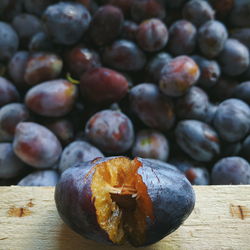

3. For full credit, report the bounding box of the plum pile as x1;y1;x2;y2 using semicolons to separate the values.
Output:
0;0;250;188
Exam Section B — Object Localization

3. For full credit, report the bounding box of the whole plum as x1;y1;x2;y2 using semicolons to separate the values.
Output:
159;56;200;97
25;79;78;117
130;83;175;132
176;86;209;121
102;40;146;72
80;67;129;105
212;157;250;185
213;98;250;143
85;110;134;154
13;122;62;168
132;130;169;161
175;120;220;162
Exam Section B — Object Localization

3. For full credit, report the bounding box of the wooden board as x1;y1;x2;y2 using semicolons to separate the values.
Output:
0;186;250;250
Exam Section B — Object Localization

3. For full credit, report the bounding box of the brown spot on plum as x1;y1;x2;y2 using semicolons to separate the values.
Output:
8;206;32;217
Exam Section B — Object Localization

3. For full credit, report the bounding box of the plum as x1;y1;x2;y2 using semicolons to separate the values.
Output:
132;130;169;162
129;83;175;132
85;110;134;154
212;157;250;185
213;98;250;143
18;170;59;186
80;67;129;105
25;79;78;117
13;122;62;168
55;156;195;246
175;120;220;162
159;56;200;97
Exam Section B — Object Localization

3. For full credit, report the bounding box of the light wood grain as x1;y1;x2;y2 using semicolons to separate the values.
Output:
0;186;250;250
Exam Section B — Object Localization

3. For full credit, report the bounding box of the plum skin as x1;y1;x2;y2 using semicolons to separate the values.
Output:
55;156;195;247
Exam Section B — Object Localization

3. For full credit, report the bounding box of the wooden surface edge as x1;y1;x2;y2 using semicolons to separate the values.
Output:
0;185;250;250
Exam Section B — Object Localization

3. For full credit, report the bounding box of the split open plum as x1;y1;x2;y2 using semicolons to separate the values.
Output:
55;156;195;247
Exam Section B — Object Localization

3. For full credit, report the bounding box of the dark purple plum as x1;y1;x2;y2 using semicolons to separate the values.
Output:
136;18;168;52
42;118;75;146
130;83;175;131
102;40;146;72
42;2;91;45
0;21;19;62
0;143;27;179
90;5;124;46
198;20;228;58
80;67;129;105
176;86;209;121
121;20;138;41
233;81;250;104
0;103;30;142
13;122;62;168
24;52;63;85
175;120;220;162
229;0;250;28
231;28;250;50
240;135;250;162
25;79;78;117
18;170;59;186
8;51;29;89
12;14;43;48
182;0;215;27
159;56;200;97
132;130;169;161
0;77;19;107
145;52;172;83
213;98;250;143
65;45;101;79
85;110;134;154
59;140;104;173
130;0;166;23
191;55;220;88
212;157;250;185
167;20;197;56
55;156;195;246
218;39;249;76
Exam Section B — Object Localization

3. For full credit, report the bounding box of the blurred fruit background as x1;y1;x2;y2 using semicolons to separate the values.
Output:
1;0;250;186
